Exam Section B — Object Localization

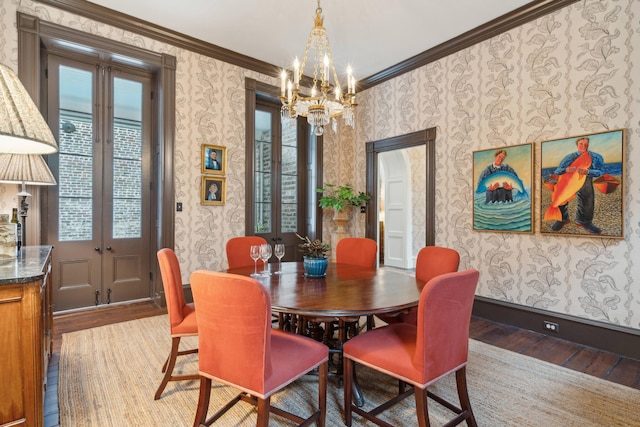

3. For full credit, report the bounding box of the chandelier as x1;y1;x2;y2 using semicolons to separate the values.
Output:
280;0;356;136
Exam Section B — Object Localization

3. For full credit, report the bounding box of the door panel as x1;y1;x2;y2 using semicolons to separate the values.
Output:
47;58;102;310
381;151;411;268
57;257;98;305
102;75;151;302
46;55;151;311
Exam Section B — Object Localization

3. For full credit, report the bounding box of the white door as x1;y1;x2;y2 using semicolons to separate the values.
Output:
379;150;412;268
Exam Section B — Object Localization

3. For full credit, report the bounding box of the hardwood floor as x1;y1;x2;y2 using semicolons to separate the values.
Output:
469;316;640;389
45;300;640;426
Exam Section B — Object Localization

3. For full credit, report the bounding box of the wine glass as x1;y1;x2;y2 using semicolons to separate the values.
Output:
274;243;285;274
260;244;272;276
249;245;261;277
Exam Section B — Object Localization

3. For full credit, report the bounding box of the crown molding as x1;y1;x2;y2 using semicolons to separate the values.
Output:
359;0;579;89
32;0;281;77
33;0;580;91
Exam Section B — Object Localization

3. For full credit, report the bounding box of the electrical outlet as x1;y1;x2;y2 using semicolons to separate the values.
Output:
544;321;559;333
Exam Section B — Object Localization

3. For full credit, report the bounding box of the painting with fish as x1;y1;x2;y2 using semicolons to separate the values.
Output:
540;129;624;238
473;143;533;233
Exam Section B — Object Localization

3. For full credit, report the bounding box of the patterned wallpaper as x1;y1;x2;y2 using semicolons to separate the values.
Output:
350;0;640;330
0;0;638;332
0;0;286;277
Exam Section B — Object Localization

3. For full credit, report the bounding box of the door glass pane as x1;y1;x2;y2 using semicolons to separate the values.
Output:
112;78;143;239
255;110;272;233
281;120;298;232
58;66;93;241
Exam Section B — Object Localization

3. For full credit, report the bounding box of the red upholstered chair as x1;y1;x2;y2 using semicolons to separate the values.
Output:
336;237;378;331
225;236;268;268
343;269;480;427
154;248;199;400
377;246;460;326
305;237;378;342
190;270;329;427
336;237;378;268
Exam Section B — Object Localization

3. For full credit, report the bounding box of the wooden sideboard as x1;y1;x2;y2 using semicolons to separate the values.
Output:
0;246;53;427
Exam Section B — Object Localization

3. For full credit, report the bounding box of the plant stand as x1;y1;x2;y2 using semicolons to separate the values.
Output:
331;208;350;261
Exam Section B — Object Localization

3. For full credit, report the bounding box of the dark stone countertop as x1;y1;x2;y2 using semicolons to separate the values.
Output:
0;246;53;285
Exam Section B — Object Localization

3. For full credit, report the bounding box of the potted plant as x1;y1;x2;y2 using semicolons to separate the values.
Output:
296;233;330;277
316;183;371;211
316;183;371;235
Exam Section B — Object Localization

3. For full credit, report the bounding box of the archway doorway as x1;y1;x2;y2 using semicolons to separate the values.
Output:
378;149;413;268
365;128;436;268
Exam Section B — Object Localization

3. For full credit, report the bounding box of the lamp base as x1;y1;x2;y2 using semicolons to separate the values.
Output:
18;193;28;249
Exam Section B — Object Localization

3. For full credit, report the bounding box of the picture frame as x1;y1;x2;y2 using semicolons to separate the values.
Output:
540;129;624;238
201;176;226;206
201;144;226;175
472;143;533;233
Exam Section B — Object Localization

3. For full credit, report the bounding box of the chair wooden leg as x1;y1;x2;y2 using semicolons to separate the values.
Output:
192;377;211;427
318;361;328;427
256;396;271;427
161;354;170;373
155;336;199;400
414;386;430;427
366;314;375;331
343;357;353;426
155;337;181;400
455;367;477;427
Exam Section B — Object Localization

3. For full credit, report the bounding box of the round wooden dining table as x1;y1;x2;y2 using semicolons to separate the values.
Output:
226;261;427;318
226;261;426;406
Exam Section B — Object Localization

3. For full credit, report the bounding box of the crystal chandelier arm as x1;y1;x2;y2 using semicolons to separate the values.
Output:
279;0;356;131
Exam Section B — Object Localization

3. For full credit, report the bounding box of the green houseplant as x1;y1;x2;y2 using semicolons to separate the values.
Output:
296;233;330;277
296;233;330;258
316;183;371;211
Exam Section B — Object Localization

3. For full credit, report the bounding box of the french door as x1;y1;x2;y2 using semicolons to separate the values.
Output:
44;54;153;311
253;100;309;260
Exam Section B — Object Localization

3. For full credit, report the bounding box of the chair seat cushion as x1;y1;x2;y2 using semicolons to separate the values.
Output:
262;329;328;397
171;302;198;336
343;323;421;384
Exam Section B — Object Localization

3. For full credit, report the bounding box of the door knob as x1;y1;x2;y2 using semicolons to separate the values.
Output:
94;247;100;252
106;246;112;251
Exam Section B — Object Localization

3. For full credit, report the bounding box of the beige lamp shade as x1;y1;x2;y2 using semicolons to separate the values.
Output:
0;63;58;154
0;153;56;185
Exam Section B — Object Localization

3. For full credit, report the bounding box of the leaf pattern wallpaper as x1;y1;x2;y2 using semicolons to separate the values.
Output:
352;0;639;329
0;0;638;332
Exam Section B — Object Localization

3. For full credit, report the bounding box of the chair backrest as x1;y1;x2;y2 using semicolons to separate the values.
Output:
190;270;272;395
225;236;268;268
157;248;188;330
414;269;479;384
336;237;378;268
415;246;460;283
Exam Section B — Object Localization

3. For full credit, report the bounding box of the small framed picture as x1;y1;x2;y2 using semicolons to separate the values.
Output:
201;144;226;175
540;129;624;238
201;176;226;206
472;143;533;233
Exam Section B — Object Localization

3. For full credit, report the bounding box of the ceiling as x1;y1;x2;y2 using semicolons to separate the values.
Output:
86;0;532;82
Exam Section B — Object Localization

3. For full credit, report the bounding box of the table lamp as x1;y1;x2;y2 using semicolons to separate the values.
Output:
0;63;58;154
0;153;56;246
0;63;59;246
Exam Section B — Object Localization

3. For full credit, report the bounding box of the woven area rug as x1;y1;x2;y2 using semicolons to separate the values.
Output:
59;315;640;426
